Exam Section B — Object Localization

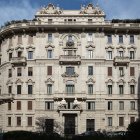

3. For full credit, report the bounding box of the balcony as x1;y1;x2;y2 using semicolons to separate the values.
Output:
59;55;81;65
114;56;130;66
0;94;14;104
11;57;27;67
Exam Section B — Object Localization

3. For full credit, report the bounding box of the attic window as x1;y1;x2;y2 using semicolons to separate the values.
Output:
48;19;52;23
88;19;92;22
68;19;72;22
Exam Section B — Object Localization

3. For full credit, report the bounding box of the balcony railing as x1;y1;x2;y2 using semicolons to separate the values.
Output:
0;94;14;104
59;55;81;65
114;56;130;66
11;57;27;67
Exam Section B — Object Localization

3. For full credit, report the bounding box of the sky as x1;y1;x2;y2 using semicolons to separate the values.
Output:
0;0;140;26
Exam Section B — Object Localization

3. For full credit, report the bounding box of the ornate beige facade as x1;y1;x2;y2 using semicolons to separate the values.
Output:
0;3;140;135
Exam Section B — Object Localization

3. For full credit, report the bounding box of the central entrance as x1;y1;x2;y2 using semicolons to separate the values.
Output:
64;114;76;136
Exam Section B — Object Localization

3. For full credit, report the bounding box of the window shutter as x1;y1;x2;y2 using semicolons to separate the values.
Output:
28;101;32;110
48;66;52;75
17;101;21;110
108;67;112;76
130;67;134;76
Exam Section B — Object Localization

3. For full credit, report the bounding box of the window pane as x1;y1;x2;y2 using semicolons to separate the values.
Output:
130;67;134;76
130;35;134;44
88;66;93;75
28;67;33;76
28;101;32;110
130;51;135;59
119;35;123;43
107;35;112;43
28;85;32;94
17;101;21;110
17;117;21;126
108;85;112;95
119;85;124;94
47;50;53;58
48;34;52;42
28;117;32;126
17;68;22;76
108;67;112;76
119;117;124;126
108;117;112;126
17;85;21;94
88;84;93;94
47;84;52;94
28;51;33;59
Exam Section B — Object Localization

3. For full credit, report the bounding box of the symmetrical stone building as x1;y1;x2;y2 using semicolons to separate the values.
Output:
0;3;140;135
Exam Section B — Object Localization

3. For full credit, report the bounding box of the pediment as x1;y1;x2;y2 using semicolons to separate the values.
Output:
26;79;35;84
45;44;55;49
105;79;114;84
15;46;24;51
15;79;23;84
86;78;95;84
116;45;126;50
128;79;137;85
45;78;54;84
117;79;126;84
6;80;13;85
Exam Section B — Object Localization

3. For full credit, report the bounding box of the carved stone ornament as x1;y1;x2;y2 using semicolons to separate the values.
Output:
61;72;79;78
45;78;54;84
128;79;137;85
86;78;95;84
38;3;62;15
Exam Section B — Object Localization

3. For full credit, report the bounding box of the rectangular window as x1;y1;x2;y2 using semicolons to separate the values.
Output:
66;85;75;94
9;53;12;61
88;66;93;76
17;85;21;94
119;67;124;77
17;68;22;76
28;85;33;95
108;67;112;76
107;35;112;44
28;35;33;44
108;117;112;126
119;35;123;43
86;119;95;131
88;50;93;58
119;85;124;94
107;51;112;59
47;66;52;75
17;101;21;110
130;117;135;123
48;33;52;42
8;102;11;110
88;19;92;23
47;84;52;94
130;67;135;76
8;69;12;77
119;51;124;57
88;84;93;94
130;85;135;94
88;33;93;42
47;50;53;58
17;51;22;57
66;67;74;75
27;117;32;126
28;51;33;59
28;67;33;76
86;102;95;110
130;35;134;44
28;101;32;110
8;86;12;94
45;102;54;110
130;51;135;59
108;101;112;110
17;117;21;126
130;101;135;110
108;85;112;95
119;117;124;126
48;19;53;23
8;117;11;126
119;101;124;110
17;35;22;44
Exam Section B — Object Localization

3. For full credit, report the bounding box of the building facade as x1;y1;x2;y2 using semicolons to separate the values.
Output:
0;3;140;135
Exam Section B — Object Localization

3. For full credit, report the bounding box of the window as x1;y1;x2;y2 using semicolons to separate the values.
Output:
17;51;22;57
28;101;32;110
108;117;112;126
88;33;93;42
47;84;52;94
17;117;21;126
9;53;12;61
28;51;33;59
17;68;22;76
130;51;135;59
28;35;33;44
107;51;112;59
27;117;32;126
8;117;11;126
66;67;74;75
86;119;95;131
17;101;21;110
45;101;54;110
48;19;53;23
119;117;124;126
130;67;134;76
88;19;92;23
130;35;134;44
47;66;52;75
108;67;112;76
88;66;93;76
119;35;123;43
118;51;124;57
88;84;93;94
107;35;112;44
28;67;33;76
8;86;12;94
130;101;135;110
119;101;124;110
17;85;21;94
108;101;112;110
28;85;33;95
130;117;135;123
119;85;124;94
88;50;93;58
47;50;53;58
8;102;11;110
108;85;112;95
48;33;52;42
8;69;12;77
18;35;22;44
130;85;135;94
66;84;75;94
86;102;95;110
119;67;124;77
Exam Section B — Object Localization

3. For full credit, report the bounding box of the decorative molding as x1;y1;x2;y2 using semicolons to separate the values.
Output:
45;78;54;84
15;46;24;51
128;79;137;85
105;45;114;50
7;48;14;53
6;80;13;85
26;46;35;51
116;45;126;50
26;79;35;85
86;78;95;84
117;79;126;85
15;79;23;84
105;79;114;85
61;72;79;78
86;44;95;49
45;44;55;49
